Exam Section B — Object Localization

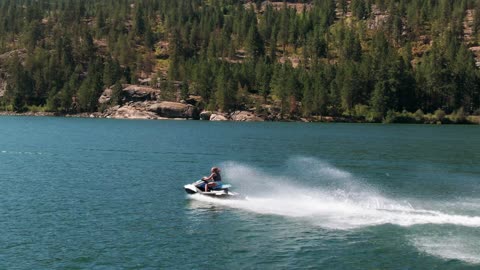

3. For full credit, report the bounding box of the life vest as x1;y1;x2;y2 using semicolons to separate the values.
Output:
212;173;222;182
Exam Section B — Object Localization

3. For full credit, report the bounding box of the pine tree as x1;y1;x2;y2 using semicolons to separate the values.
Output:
255;58;272;102
110;81;124;106
215;65;236;112
245;23;265;59
271;63;291;115
168;29;184;81
144;24;155;50
474;4;480;35
351;0;367;20
302;75;314;116
77;61;103;112
6;54;34;111
24;21;42;51
134;3;146;36
370;81;388;120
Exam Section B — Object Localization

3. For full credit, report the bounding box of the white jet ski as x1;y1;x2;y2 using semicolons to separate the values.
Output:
184;179;241;199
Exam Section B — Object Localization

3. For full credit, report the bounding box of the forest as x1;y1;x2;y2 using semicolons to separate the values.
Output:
1;0;480;122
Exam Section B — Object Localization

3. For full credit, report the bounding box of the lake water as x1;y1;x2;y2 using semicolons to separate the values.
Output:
0;116;479;269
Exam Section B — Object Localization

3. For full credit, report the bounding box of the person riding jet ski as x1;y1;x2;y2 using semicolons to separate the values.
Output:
184;167;241;198
200;167;222;192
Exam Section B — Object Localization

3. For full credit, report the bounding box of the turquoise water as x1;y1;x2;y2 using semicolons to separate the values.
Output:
0;117;479;269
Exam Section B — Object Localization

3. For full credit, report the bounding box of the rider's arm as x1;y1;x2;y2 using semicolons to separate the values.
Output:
203;173;214;181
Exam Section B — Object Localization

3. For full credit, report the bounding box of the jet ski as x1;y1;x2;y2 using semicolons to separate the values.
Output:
184;179;240;199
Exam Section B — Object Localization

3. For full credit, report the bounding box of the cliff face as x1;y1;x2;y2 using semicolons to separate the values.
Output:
0;75;6;98
98;84;196;119
96;84;267;121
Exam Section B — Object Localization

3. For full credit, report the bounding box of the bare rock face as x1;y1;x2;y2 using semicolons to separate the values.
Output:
0;49;27;64
0;76;6;98
148;101;199;119
199;111;212;120
210;113;229;121
109;105;162;120
98;88;113;104
185;95;202;106
97;85;204;120
123;85;161;101
230;111;264;122
99;84;161;104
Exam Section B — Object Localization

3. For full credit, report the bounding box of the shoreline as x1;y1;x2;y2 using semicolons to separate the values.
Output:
1;110;479;125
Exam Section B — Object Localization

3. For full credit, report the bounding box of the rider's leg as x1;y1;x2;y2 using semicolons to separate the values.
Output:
205;182;216;192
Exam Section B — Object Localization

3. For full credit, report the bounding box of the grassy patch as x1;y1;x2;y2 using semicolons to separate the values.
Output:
27;105;47;113
155;59;170;73
467;115;480;124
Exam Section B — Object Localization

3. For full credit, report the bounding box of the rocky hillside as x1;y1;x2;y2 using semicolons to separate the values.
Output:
94;84;272;121
0;0;480;122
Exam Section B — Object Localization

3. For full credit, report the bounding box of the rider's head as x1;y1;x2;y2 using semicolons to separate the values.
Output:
211;167;220;173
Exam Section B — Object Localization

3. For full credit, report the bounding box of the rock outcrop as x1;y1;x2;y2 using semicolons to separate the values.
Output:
0;49;27;64
230;111;264;122
98;84;161;104
210;113;229;121
95;85;266;121
97;84;201;120
98;88;113;104
147;101;199;119
100;101;200;120
0;76;6;98
101;103;159;120
199;111;212;120
108;105;163;120
123;85;161;101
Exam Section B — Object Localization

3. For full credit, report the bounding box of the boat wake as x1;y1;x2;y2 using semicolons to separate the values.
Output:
0;150;43;155
411;233;480;264
188;157;480;264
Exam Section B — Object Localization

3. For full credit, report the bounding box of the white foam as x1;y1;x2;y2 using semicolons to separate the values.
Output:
0;150;43;155
412;235;480;264
188;159;480;263
217;160;479;228
190;189;480;230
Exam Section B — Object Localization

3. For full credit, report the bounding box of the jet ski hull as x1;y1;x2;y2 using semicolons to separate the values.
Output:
184;182;240;199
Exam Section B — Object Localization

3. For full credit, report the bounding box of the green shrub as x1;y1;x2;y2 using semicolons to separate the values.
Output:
98;103;109;113
397;111;417;123
1;104;14;111
383;110;417;123
449;107;467;123
467;115;480;124
383;110;397;123
366;111;383;122
27;105;46;113
414;109;424;121
434;109;446;121
352;104;370;119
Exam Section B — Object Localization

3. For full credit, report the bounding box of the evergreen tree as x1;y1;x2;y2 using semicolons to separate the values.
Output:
245;23;264;59
215;64;236;112
77;61;103;112
0;0;478;117
255;58;272;102
271;62;292;115
351;0;367;20
168;29;184;81
110;81;124;106
5;54;34;111
134;3;146;36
